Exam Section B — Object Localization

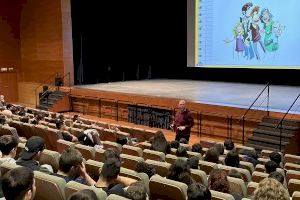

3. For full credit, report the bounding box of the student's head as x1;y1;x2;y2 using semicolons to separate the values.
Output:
104;148;120;162
265;160;278;174
125;181;147;200
169;140;180;149
68;189;98;200
2;167;36;200
167;159;191;182
151;130;169;154
0;135;18;157
50;113;57;119
178;100;186;111
269;171;284;185
225;150;240;167
179;138;188;144
269;152;282;167
253;178;289;200
135;161;156;178
176;146;188;157
204;147;220;164
208;169;229;193
187;156;200;169
116;134;128;146
100;158;121;182
224;139;234;151
72;115;79;122
242;2;253;16
228;169;243;180
191;143;203;154
188;183;211;200
0;114;6;125
20;116;29;123
59;148;83;176
56;120;64;130
213;143;224;155
19;136;45;160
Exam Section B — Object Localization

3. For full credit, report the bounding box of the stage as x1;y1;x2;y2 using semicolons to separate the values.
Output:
75;79;300;113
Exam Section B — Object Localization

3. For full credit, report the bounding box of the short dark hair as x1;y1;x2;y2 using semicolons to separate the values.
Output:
224;139;234;151
269;171;284;184
225;150;240;167
169;140;180;149
135;161;156;178
265;160;278;174
176;146;188;157
116;135;128;146
59;148;83;173
188;183;211;200
56;120;64;130
72;115;79;122
191;143;203;154
125;181;147;200
100;158;121;181
20;116;29;123
208;169;229;193
228;169;243;180
187;156;200;169
213;143;224;155
269;152;281;166
0;135;18;155
0;115;6;125
204;147;220;164
104;148;120;162
2;167;34;200
68;189;98;200
179;138;188;144
167;159;191;182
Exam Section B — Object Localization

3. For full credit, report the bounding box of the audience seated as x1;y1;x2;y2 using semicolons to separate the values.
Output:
269;171;284;185
68;189;98;200
179;138;188;144
208;169;229;194
72;114;82;124
265;160;278;174
224;139;235;151
169;140;180;149
125;181;148;200
191;143;203;154
213;143;224;155
167;159;193;185
135;161;156;178
238;149;259;167
225;150;240;168
56;120;78;143
0;95;6;107
104;148;121;161
270;151;282;168
187;156;200;170
204;147;220;164
187;182;211;200
228;169;243;180
253;178;289;200
176;146;188;158
150;130;170;154
53;147;95;186
0;135;18;164
77;128;102;148
1;167;36;200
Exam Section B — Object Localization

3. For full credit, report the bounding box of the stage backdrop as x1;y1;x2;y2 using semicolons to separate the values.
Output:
189;0;300;69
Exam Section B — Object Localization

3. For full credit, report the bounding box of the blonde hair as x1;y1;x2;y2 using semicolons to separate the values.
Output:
233;23;244;37
253;178;289;200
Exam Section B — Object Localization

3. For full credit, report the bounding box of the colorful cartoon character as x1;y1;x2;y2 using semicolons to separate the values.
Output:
224;22;245;59
240;2;254;59
250;6;266;60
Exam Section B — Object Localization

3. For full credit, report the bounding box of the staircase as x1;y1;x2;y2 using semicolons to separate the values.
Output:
247;116;300;152
37;90;66;111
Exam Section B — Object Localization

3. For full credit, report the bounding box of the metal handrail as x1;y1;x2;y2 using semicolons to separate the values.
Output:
275;93;300;151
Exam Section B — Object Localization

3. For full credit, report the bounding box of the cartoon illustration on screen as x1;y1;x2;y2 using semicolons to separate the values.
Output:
224;3;284;61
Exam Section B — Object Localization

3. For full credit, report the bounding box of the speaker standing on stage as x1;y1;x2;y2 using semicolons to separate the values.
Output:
173;100;194;142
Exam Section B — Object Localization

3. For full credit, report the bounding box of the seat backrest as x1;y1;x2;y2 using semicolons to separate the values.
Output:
247;181;258;198
68;127;84;138
235;145;254;152
143;149;165;162
39;149;60;173
122;145;143;157
210;190;235;200
258;157;270;165
254;164;265;172
56;139;75;154
106;194;130;200
95;148;106;162
120;167;145;181
75;144;95;160
240;161;254;174
131;127;146;143
65;181;107;200
0;162;21;175
287;170;300;183
145;159;171;177
190;169;208;186
16;142;25;158
292;191;300;200
227;176;247;197
149;174;188;200
187;151;203;159
165;154;188;165
118;125;133;135
102;129;117;142
199;160;218;175
85;159;103;180
120;154;144;170
285;162;300;171
34;171;66;200
96;121;109;129
218;165;251;183
284;154;300;165
289;179;300;196
102;141;122;153
136;142;151;150
251;171;268;183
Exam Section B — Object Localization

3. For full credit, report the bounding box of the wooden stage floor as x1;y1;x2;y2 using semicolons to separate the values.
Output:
75;79;300;113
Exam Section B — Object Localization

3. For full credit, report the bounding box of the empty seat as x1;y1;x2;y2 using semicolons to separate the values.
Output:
251;171;268;183
39;149;60;173
284;154;300;165
102;141;122;153
131;127;146;143
120;154;144;170
287;170;300;183
144;129;157;141
96;121;109;129
190;169;208;186
285;162;300;171
292;191;300;200
85;159;103;180
149;174;188;200
118;125;133;135
143;149;165;162
75;144;95;160
106;194;130;200
258;157;270;165
254;164;265;172
56;139;75;154
240;161;254;174
228;176;247;197
95;148;106;162
145;159;171;177
122;145;143;157
102;129;117;142
246;181;258;197
199;160;218;175
235;145;254;152
65;181;107;200
289;179;300;196
34;171;66;200
210;190;235;200
136;142;151;150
